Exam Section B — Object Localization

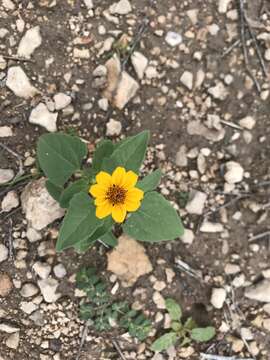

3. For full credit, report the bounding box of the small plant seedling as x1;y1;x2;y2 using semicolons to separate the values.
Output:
76;267;152;340
36;131;184;253
151;298;215;353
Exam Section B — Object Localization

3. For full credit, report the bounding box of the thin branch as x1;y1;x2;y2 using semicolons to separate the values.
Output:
175;258;203;280
0;141;24;181
8;218;14;260
200;354;254;360
0;54;35;63
112;339;127;360
222;39;241;58
248;230;270;242
75;321;89;360
244;13;268;78
220;120;243;131
203;195;249;218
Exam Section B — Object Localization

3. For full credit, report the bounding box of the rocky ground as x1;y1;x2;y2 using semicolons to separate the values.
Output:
1;0;270;359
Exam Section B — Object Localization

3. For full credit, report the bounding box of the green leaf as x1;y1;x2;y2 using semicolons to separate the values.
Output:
171;321;182;332
46;180;63;202
137;169;162;192
73;217;114;253
123;192;184;242
110;131;150;173
190;327;216;342
184;317;197;330
92;140;114;172
59;179;89;208
37;133;87;186
100;231;118;247
165;298;182;321
56;192;101;251
100;156;119;174
151;332;178;352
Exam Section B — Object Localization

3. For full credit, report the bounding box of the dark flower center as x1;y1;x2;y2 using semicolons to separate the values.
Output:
106;184;127;206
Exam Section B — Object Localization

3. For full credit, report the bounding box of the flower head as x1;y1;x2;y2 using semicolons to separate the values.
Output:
89;167;144;223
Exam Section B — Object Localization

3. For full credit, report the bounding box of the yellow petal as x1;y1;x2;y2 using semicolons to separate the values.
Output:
125;199;141;212
96;202;112;219
126;187;144;202
89;184;106;198
123;170;138;189
94;197;107;206
96;171;112;186
112;204;127;223
112;167;126;186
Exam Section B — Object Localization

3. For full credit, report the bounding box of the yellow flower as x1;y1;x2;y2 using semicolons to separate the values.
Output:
89;167;144;223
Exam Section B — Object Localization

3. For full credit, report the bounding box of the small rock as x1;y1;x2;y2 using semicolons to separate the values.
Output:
232;339;244;353
107;234;152;287
109;0;132;15
0;323;20;333
102;55;139;109
21;177;65;231
6;66;39;99
93;65;107;77
6;332;20;349
200;221;224;233
53;93;72;111
218;0;232;13
38;278;61;303
0;169;14;185
240;327;253;341
180;229;194;245
224;263;241;275
20;301;38;314
131;51;148;79
3;0;15;10
208;82;228;100
264;48;270;61
165;31;182;47
106;118;122;136
153;281;166;292
73;48;90;59
153;291;166;309
0;244;8;263
180;71;193;90
98;98;109;111
0;55;7;70
175;145;188;167
210;288;226;309
1;191;19;212
245;279;270;303
17;26;42;58
239;116;256;130
29;310;44;326
0;273;13;297
29;103;58;132
224;161;244;184
20;283;39;298
145;66;158;79
33;262;51;279
187;120;225;142
26;228;42;243
0;126;13;137
186;190;207;215
53;264;67;279
83;0;93;8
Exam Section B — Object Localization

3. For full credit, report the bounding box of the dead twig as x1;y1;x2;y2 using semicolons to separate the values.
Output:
0;141;24;181
8;218;14;260
248;230;270;242
237;0;261;93
244;12;268;78
112;339;127;360
222;39;241;58
175;258;203;280
200;354;254;360
0;54;34;63
220;120;243;131
203;194;249;218
75;321;89;360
